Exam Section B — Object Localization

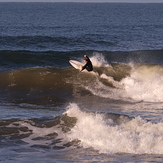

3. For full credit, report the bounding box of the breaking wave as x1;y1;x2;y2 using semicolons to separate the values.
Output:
0;51;163;104
64;103;163;154
1;103;162;155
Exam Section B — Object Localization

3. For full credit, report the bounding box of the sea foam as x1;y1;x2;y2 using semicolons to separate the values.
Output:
65;103;163;154
121;64;163;102
82;55;163;102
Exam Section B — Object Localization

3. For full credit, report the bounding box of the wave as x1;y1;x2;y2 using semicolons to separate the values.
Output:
0;67;75;105
0;49;163;70
1;103;163;155
88;62;163;102
0;35;119;52
0;61;163;104
64;103;163;154
0;51;163;104
0;36;76;48
0;50;71;70
121;64;163;102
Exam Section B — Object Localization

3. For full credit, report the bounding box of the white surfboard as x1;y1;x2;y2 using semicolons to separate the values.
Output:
69;60;84;70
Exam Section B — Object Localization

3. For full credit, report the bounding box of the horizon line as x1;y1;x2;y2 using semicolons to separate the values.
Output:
0;1;162;3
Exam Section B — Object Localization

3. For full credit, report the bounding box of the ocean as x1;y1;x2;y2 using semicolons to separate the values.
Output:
0;2;163;163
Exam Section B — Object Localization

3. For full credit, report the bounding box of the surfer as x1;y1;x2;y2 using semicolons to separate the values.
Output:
80;55;93;72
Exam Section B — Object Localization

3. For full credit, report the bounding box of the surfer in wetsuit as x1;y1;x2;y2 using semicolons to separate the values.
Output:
80;55;93;72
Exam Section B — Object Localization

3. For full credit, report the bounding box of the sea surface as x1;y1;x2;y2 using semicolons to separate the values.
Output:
0;2;163;163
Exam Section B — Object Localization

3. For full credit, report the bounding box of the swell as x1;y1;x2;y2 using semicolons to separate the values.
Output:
0;49;163;71
0;36;76;48
0;50;71;70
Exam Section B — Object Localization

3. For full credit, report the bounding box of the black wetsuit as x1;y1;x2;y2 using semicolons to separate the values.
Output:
81;56;93;72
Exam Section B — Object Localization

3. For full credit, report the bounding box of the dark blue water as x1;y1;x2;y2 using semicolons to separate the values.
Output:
0;3;163;163
0;3;163;52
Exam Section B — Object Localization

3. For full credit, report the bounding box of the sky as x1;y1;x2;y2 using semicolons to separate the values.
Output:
0;0;163;2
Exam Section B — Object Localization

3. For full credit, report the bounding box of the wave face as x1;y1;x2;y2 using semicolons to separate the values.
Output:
0;51;163;105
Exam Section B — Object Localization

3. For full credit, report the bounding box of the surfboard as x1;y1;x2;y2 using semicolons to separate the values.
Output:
69;60;84;70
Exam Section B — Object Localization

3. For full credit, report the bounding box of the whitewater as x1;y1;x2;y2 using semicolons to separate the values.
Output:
65;103;163;154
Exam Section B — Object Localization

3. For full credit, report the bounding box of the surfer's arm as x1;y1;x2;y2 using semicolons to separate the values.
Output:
84;55;90;61
80;64;86;72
